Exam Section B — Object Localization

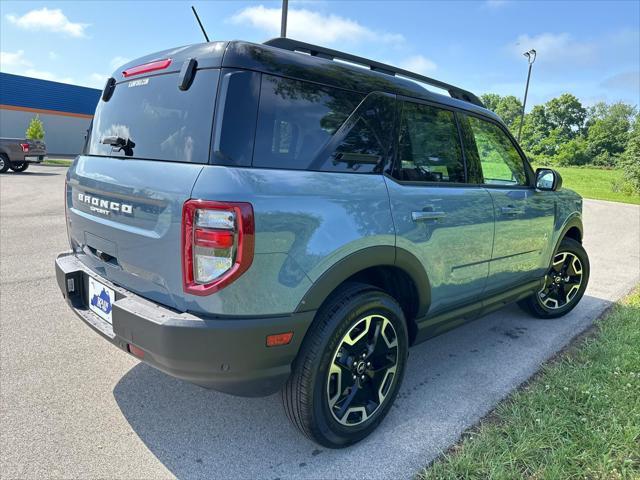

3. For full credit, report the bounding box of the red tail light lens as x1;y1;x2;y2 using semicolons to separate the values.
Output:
20;143;29;152
182;200;254;296
122;58;172;78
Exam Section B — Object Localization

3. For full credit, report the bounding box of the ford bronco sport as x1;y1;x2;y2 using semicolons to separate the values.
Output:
56;38;589;448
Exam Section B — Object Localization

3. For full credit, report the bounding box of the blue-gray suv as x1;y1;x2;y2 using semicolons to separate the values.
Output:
56;38;589;447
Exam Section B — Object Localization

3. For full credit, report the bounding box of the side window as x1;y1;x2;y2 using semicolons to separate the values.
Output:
395;102;465;183
311;92;395;173
465;115;527;186
253;75;392;173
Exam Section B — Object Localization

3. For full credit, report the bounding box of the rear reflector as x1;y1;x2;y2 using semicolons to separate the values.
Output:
127;343;145;359
123;58;172;78
266;332;294;347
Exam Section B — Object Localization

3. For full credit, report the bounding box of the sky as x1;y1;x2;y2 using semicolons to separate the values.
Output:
1;0;638;110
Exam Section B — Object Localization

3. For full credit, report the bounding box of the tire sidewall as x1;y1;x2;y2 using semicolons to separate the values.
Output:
308;290;408;447
536;238;590;317
0;155;9;173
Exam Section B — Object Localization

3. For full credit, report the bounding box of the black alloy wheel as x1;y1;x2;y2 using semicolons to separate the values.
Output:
519;237;590;319
283;283;408;448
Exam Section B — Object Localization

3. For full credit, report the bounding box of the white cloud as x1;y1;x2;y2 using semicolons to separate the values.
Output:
6;8;89;38
23;68;74;84
110;56;131;69
229;5;403;45
398;55;437;75
601;71;640;92
0;49;72;84
507;33;595;65
0;50;33;69
88;72;109;88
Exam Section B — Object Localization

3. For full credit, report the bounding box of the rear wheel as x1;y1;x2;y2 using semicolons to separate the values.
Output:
518;237;589;319
0;154;9;173
10;162;29;172
283;283;408;448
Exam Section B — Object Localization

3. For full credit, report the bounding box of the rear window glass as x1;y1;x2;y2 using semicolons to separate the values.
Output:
88;69;219;163
253;75;392;173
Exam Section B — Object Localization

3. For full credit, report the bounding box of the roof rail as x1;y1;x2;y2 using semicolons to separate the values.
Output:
263;37;485;108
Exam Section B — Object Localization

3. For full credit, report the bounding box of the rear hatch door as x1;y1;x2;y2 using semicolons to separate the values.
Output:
66;46;223;311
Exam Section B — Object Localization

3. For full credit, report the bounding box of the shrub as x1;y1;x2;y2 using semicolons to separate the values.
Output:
555;137;590;166
25;115;45;141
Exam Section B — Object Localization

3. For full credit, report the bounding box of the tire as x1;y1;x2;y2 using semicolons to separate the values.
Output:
0;154;9;173
9;162;29;172
518;237;590;319
283;282;408;448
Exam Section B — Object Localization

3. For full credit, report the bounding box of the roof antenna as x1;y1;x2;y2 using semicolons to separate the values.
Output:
280;0;288;38
191;6;210;42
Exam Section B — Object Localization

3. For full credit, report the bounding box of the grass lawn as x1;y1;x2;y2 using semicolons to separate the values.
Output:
43;158;73;166
538;165;640;205
418;288;640;480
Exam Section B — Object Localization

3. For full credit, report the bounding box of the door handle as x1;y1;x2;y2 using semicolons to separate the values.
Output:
501;206;524;216
412;210;446;222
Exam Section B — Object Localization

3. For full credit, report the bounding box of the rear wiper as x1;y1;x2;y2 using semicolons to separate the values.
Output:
101;136;135;157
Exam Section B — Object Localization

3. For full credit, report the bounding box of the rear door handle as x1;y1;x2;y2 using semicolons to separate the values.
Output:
501;206;524;216
412;210;446;222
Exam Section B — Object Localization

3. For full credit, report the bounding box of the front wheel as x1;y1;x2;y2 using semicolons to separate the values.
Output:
283;283;408;448
10;162;29;172
518;237;590;319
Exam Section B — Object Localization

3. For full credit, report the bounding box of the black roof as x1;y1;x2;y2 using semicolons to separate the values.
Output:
113;39;500;122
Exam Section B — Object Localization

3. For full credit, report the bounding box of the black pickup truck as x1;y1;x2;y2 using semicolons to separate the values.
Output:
0;138;46;173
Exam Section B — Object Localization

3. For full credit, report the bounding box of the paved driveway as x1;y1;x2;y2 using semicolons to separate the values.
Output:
1;165;639;479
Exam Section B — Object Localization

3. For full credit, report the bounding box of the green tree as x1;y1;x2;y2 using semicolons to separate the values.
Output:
480;93;524;133
495;96;523;133
480;93;501;112
25;115;45;141
555;136;590;166
620;116;640;193
545;93;587;140
585;102;636;167
520;105;552;156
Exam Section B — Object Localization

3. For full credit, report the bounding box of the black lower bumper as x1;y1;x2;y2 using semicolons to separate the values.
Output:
55;252;315;396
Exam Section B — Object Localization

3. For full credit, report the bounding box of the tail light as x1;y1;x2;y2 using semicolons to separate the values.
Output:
20;143;29;152
182;200;254;296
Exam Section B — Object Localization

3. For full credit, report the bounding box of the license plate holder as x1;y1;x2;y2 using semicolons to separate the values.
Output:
88;276;114;324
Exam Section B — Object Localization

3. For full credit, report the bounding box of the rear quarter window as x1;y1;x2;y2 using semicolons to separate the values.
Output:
88;69;219;163
253;75;394;173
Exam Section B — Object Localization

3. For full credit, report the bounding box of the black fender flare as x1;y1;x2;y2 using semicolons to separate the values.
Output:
294;245;431;318
545;215;583;266
556;215;583;249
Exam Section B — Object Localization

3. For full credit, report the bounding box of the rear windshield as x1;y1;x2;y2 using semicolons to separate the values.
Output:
88;69;219;163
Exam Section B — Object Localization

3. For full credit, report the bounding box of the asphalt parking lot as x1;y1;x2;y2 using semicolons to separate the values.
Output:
1;165;639;480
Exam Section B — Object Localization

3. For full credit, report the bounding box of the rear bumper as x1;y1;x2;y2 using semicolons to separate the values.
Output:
55;252;315;396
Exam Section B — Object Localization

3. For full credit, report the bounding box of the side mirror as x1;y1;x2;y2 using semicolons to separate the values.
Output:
535;168;562;191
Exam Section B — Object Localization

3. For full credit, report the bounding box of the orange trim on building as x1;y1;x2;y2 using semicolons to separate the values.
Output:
0;104;94;119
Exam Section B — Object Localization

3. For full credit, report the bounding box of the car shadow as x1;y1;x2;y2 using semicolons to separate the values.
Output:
112;294;613;479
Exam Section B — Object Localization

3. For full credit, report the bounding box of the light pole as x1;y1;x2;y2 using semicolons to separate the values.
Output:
281;0;288;38
517;49;536;143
